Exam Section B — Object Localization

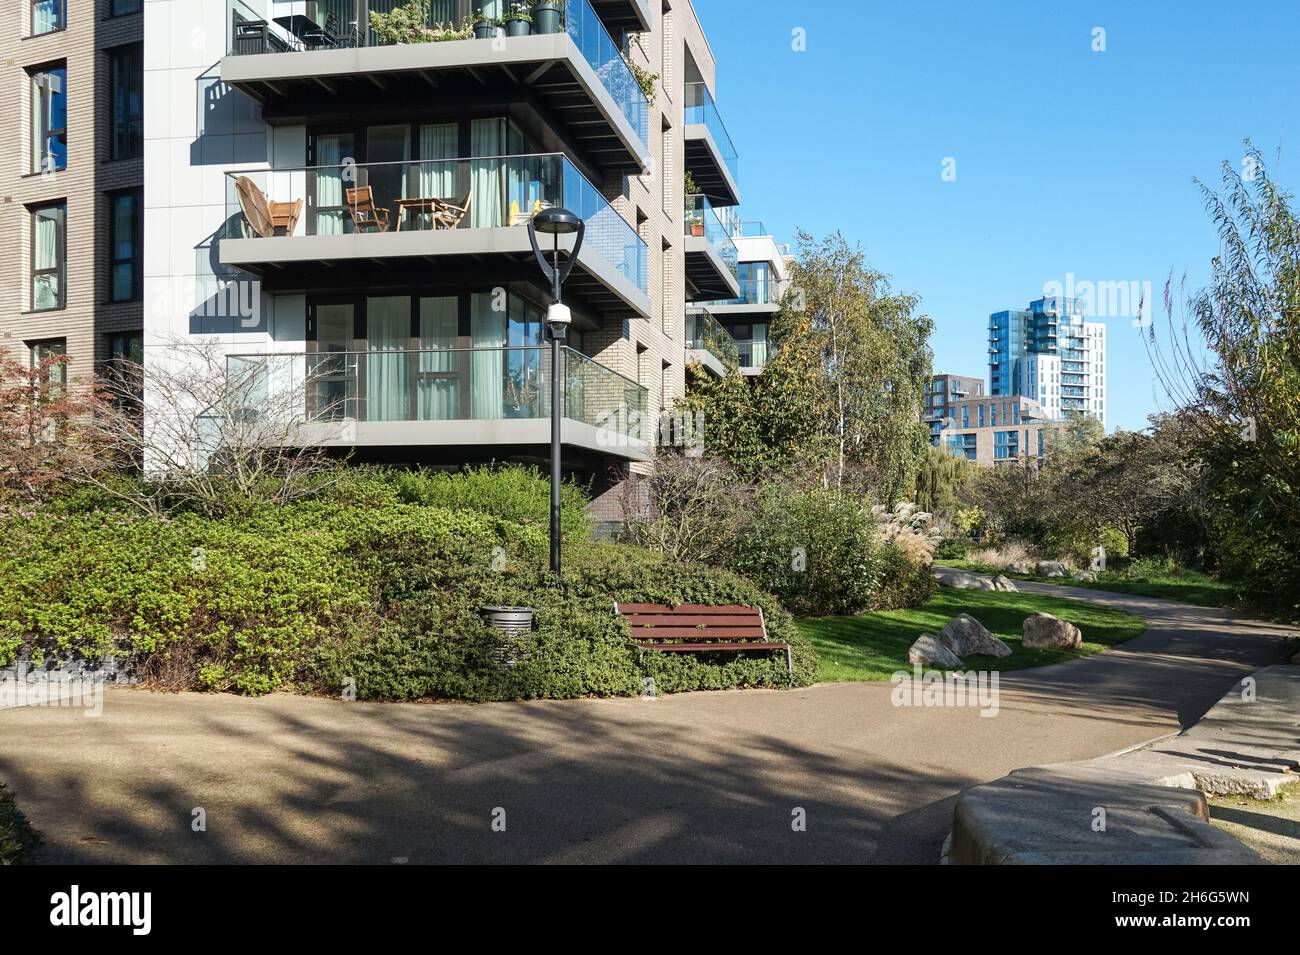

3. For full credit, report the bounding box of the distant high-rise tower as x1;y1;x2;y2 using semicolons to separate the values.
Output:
988;296;1106;426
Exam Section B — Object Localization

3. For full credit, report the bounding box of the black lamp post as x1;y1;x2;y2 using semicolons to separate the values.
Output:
527;207;585;579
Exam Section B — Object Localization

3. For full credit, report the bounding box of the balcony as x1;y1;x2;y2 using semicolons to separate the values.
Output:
683;195;739;301
683;82;740;206
685;309;739;376
226;345;650;461
221;0;649;174
220;152;650;318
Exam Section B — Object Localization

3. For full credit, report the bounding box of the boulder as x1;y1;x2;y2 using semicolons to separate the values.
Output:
907;634;965;669
935;569;995;590
1022;612;1083;650
938;614;1012;658
1072;570;1099;583
1035;560;1069;578
1004;561;1034;575
991;575;1019;592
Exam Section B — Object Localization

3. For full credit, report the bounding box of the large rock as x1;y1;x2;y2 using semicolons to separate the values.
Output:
1035;560;1069;578
991;575;1019;592
935;568;995;590
907;634;965;669
1023;612;1083;650
1072;570;1099;583
1004;561;1034;575
938;614;1012;658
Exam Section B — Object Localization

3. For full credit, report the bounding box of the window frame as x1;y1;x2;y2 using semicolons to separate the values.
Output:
108;44;144;161
30;201;67;312
29;337;68;393
29;64;68;174
31;0;66;36
108;188;143;303
109;0;143;16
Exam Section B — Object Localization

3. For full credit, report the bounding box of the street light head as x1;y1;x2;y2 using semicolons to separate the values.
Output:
531;207;583;236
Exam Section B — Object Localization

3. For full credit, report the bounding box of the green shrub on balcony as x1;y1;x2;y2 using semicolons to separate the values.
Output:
369;0;473;44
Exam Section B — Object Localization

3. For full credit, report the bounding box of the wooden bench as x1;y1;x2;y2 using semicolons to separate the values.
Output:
614;603;792;681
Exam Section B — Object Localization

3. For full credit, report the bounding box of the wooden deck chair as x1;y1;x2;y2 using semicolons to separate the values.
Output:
434;190;472;230
269;198;303;235
235;176;274;238
345;186;391;233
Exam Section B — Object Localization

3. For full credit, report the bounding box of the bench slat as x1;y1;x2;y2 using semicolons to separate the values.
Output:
629;627;768;640
639;642;791;653
623;614;761;627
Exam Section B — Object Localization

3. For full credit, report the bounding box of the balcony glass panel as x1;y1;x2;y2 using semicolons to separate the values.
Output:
684;82;739;182
684;194;738;278
686;310;739;369
225;346;648;441
223;153;648;293
225;0;648;151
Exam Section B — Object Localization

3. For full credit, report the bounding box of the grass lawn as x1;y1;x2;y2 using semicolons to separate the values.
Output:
0;782;40;865
798;585;1148;683
934;559;1239;609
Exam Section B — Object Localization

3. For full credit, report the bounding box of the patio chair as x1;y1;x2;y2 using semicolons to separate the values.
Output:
303;12;342;48
345;186;391;233
434;190;473;230
234;176;303;238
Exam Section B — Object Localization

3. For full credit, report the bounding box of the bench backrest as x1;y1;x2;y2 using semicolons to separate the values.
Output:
615;603;768;644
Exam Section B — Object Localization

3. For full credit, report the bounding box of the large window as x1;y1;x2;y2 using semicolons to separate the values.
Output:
32;0;64;35
109;45;144;161
109;190;142;302
111;0;143;15
31;202;66;311
30;65;67;173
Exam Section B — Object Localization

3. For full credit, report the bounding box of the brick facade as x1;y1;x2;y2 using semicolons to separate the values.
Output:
0;1;142;387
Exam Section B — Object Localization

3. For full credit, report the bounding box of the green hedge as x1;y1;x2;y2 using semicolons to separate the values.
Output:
0;496;815;700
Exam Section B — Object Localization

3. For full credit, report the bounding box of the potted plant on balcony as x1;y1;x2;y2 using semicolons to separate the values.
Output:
504;3;533;36
472;12;505;39
533;0;564;35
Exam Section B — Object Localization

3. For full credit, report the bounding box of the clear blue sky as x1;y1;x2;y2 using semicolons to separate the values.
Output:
694;0;1299;432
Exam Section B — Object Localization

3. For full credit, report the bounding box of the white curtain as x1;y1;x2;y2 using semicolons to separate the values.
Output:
33;1;60;34
417;123;458;230
470;119;504;229
365;297;410;421
751;323;769;367
418;296;459;420
315;135;348;235
33;210;60;310
470;293;503;420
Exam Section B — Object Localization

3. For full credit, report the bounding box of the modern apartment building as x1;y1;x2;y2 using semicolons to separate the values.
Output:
1;0;144;390
988;295;1107;426
930;389;1054;465
691;220;787;375
923;371;982;443
95;0;760;517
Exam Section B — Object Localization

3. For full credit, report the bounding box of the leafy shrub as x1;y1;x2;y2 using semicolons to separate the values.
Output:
871;541;937;610
1;493;815;700
308;540;815;700
377;464;592;541
730;485;880;616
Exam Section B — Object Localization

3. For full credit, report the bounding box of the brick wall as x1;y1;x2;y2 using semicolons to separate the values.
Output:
0;0;142;388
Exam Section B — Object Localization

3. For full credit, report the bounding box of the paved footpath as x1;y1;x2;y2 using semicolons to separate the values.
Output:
0;583;1292;864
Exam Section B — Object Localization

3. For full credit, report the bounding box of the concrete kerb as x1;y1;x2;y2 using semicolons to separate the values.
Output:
944;665;1300;864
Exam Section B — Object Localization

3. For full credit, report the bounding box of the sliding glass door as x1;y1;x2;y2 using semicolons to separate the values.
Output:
365;296;411;421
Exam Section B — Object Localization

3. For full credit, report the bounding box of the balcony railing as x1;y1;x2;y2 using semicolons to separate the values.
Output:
686;310;739;369
226;0;648;148
226;345;648;440
223;152;648;293
684;194;738;277
684;82;739;182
